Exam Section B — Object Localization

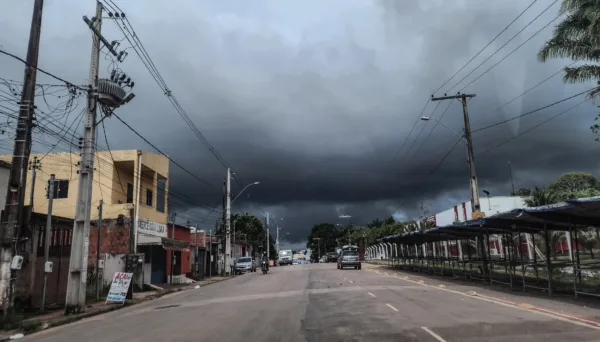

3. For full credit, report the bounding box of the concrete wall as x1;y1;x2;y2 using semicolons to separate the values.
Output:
166;225;190;276
103;254;127;286
0;161;9;210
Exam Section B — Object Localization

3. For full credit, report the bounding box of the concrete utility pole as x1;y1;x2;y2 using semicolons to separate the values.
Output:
65;1;102;314
0;0;44;316
95;200;102;300
276;225;281;257
170;213;176;284
40;174;54;312
224;168;231;276
265;213;270;260
208;229;212;277
431;93;482;217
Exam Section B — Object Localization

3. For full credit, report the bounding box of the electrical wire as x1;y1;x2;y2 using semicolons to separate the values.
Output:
393;137;464;214
472;87;596;133
388;98;431;166
447;0;560;93
433;0;539;94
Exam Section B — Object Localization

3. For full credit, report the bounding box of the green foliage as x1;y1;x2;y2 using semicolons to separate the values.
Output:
537;0;600;137
547;172;600;200
510;188;532;196
217;212;276;259
524;186;559;207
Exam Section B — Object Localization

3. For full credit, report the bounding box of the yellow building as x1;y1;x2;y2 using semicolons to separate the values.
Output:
0;149;170;246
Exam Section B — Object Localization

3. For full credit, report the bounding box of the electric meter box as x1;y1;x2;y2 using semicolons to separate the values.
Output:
10;255;23;270
44;261;53;273
98;259;105;269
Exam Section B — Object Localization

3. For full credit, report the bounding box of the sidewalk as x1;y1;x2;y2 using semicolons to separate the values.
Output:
0;275;234;340
364;263;600;327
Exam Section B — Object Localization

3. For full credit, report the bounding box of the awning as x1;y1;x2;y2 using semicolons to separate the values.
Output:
161;237;190;252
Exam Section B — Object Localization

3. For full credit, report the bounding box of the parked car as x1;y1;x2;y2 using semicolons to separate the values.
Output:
337;250;361;270
235;257;256;274
326;252;338;263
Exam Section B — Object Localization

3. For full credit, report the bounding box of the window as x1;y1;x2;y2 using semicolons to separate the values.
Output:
156;178;166;213
145;189;153;207
126;183;133;204
49;180;69;199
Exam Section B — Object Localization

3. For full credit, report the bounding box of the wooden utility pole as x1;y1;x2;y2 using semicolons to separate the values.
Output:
1;0;44;318
431;93;483;218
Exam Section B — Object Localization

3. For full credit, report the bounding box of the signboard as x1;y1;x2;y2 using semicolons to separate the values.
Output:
137;218;167;237
106;272;133;304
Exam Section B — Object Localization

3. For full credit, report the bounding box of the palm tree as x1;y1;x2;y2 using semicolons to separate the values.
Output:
524;186;559;207
538;0;600;96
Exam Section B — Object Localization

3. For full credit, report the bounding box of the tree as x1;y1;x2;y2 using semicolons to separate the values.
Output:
537;0;600;137
306;223;341;254
538;0;600;90
547;172;600;198
524;186;559;207
511;188;532;196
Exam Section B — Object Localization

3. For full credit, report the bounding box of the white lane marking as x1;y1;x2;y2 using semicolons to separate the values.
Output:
368;292;376;298
369;267;600;330
385;303;399;312
348;280;353;283
421;327;447;342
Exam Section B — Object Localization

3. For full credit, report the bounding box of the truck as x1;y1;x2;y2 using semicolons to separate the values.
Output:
278;250;293;266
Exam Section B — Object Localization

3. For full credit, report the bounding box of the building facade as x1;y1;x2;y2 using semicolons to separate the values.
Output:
0;150;172;302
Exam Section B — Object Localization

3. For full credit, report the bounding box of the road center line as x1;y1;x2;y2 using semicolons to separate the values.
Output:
368;292;376;298
421;327;447;342
385;303;398;312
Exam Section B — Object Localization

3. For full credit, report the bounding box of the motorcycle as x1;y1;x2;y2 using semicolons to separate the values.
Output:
261;260;268;274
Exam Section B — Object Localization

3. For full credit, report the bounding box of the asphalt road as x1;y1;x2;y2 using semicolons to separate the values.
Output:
25;263;600;342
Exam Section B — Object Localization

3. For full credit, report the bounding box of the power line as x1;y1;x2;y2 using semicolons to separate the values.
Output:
472;87;596;133
388;98;431;166
478;98;589;156
446;0;559;92
433;0;539;94
458;13;562;92
100;0;239;182
393;136;463;214
111;112;220;192
0;49;87;91
409;100;457;162
401;101;442;162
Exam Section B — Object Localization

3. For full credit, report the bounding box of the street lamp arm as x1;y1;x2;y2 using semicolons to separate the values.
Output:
231;181;259;205
421;116;467;143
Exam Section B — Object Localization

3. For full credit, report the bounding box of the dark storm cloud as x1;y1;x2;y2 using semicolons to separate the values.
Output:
1;0;598;244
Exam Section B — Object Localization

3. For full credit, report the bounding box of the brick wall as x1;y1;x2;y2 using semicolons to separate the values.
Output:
88;218;131;267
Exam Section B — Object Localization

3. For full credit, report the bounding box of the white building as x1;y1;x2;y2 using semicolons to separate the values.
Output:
432;196;527;227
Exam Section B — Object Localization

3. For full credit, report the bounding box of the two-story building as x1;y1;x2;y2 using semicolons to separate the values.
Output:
0;150;176;304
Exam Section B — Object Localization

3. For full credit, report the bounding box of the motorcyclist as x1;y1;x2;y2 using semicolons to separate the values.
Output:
261;252;269;271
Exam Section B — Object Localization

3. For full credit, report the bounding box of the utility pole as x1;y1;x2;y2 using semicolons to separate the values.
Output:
276;225;281;257
65;1;102;314
224;168;231;276
95;200;102;300
431;93;483;217
208;229;212;278
40;174;54;312
265;213;270;261
1;0;44;317
508;161;515;195
170;213;176;284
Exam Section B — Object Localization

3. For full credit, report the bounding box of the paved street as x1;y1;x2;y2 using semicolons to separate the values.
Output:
25;263;600;342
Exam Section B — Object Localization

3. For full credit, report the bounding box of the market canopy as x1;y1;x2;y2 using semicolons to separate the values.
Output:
377;196;600;245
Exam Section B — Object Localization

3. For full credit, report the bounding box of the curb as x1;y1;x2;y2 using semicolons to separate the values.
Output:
0;275;235;340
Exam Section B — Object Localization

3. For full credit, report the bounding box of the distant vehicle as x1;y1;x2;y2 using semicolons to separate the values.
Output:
326;252;338;263
337;249;361;270
235;257;256;274
279;250;293;266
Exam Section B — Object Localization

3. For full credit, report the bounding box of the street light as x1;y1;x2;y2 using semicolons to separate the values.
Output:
420;116;467;143
483;190;491;210
232;181;260;205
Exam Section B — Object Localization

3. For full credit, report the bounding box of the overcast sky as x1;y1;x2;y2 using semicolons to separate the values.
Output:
1;0;599;249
